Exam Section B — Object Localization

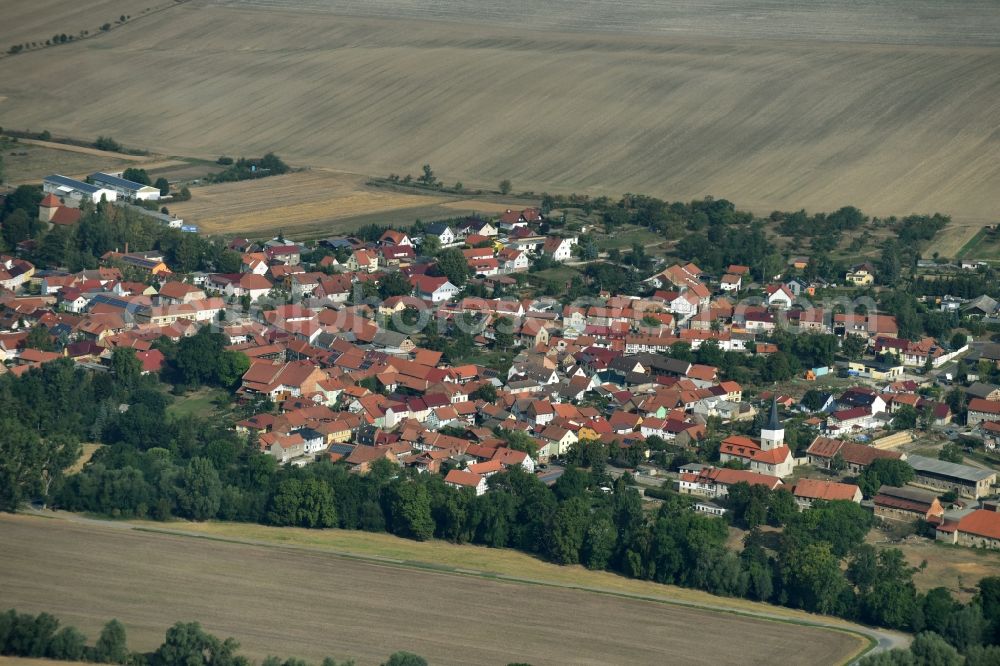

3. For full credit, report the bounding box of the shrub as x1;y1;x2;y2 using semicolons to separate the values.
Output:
94;136;122;152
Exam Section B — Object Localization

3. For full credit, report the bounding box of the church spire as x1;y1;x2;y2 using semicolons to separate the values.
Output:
766;396;781;431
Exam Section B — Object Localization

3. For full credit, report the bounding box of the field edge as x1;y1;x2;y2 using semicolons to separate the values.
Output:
15;511;881;664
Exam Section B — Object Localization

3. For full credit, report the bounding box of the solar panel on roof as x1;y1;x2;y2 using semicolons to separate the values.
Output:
89;172;147;190
45;174;102;194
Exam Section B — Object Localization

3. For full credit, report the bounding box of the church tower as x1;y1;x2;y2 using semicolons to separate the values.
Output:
760;397;784;451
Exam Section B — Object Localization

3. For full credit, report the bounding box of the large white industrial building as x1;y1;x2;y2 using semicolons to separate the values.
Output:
43;174;118;204
89;171;161;201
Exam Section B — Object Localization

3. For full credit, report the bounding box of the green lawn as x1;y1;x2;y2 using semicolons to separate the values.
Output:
594;226;663;251
530;265;583;283
166;387;231;419
956;226;1000;262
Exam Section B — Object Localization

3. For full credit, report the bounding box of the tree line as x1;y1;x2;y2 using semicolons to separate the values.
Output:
4;355;1000;654
0;609;428;666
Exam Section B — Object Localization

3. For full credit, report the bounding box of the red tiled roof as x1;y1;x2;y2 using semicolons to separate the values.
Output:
444;469;483;488
50;207;82;225
955;509;1000;540
969;398;1000;415
793;478;860;502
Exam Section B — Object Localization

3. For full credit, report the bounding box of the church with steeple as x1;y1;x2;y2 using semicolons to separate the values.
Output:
718;398;796;477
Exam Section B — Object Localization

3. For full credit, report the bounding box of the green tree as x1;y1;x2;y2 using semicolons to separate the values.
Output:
546;497;589;564
121;168;150;185
268;478;337;528
917;587;958;635
37;226;70;267
152;621;247;666
799;389;827;411
470;383;497;402
0;419;44;510
841;334;867;360
767;488;798;527
727;482;769;529
420;234;441;257
581;513;616;570
386;480;434;541
111;347;142;390
858;459;915;498
784;500;873;557
858;549;918;630
893;404;918;430
94;619;128;664
383;652;428;666
966;645;1000;666
779;541;849;614
94;136;122;152
217;351;250;388
378;271;413;299
493;316;514;350
154;177;170;196
38;434;81;506
944;603;985;652
434;248;471;286
417;164;436;187
47;625;87;660
174;458;222;521
499;179;512;195
939;443;963;464
975;576;1000;643
25;325;54;351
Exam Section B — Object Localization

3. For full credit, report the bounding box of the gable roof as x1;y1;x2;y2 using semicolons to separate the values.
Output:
793;478;860;501
444;469;484;488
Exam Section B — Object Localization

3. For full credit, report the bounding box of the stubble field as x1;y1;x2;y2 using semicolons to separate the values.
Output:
166;171;534;237
0;514;869;666
166;171;452;235
0;0;997;236
0;138;160;185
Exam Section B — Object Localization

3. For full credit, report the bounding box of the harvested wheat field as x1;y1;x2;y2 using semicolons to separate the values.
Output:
167;171;456;234
0;514;870;666
1;1;998;228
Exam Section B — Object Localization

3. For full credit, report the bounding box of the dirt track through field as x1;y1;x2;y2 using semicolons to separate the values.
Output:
0;514;866;666
0;1;997;229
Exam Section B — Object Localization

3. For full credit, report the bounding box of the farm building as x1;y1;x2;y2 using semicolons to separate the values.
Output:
89;172;161;201
43;174;117;204
791;479;862;509
905;454;996;499
806;436;903;473
936;507;1000;549
873;485;944;524
120;203;183;228
967;398;1000;426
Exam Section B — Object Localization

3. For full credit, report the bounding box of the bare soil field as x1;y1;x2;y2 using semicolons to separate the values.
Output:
0;514;869;666
0;1;997;230
0;0;164;50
